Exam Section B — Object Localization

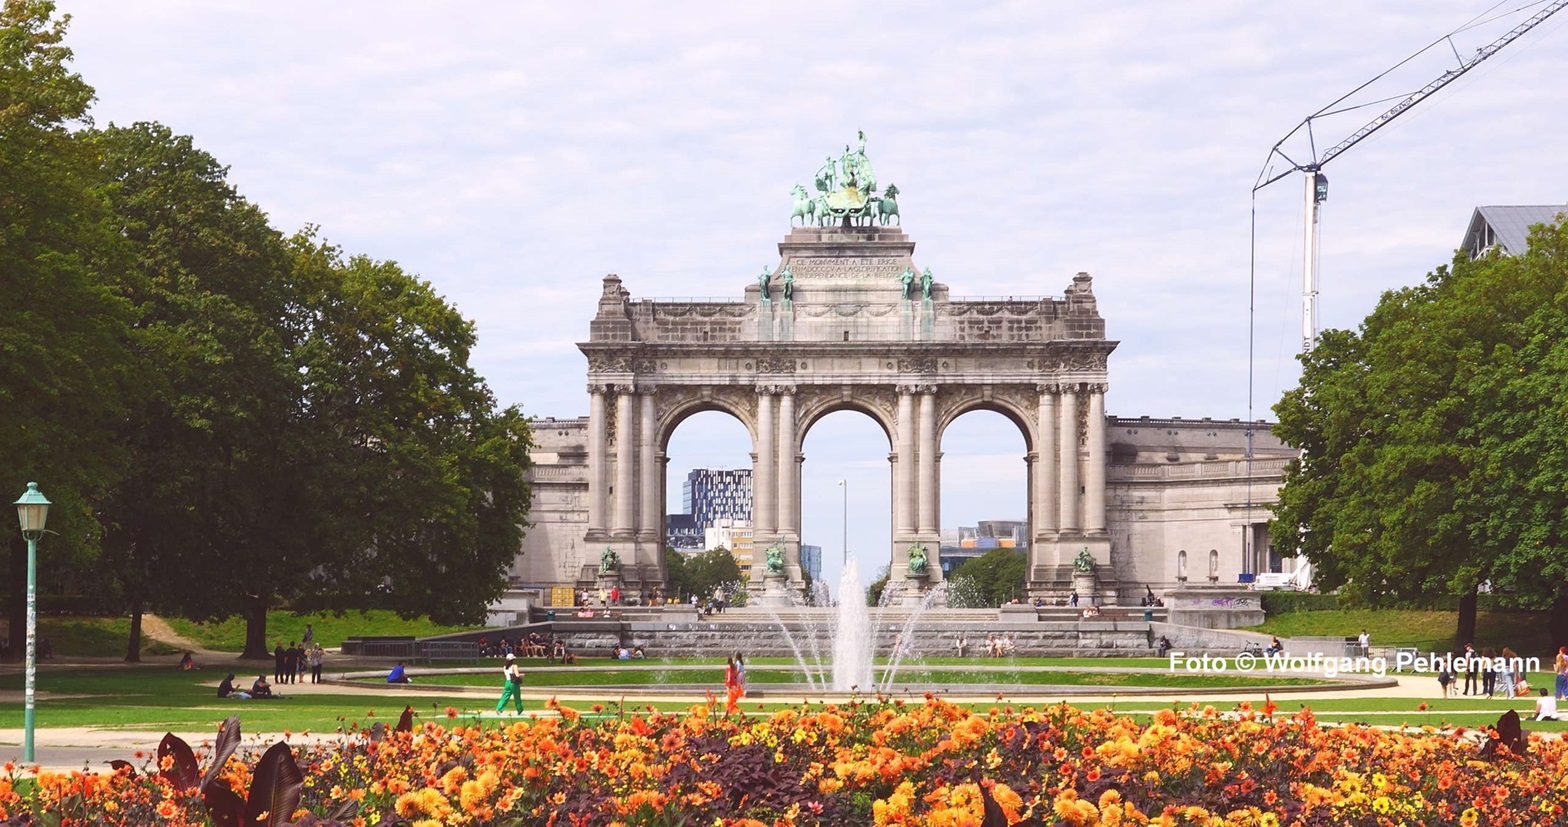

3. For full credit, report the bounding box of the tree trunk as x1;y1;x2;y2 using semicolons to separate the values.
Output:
1548;582;1568;650
1456;588;1479;649
125;602;143;663
4;540;23;663
240;592;270;660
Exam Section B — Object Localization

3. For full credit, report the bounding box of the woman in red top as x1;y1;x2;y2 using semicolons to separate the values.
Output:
724;655;741;715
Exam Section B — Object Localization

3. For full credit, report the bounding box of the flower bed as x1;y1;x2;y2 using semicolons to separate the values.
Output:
3;697;1565;825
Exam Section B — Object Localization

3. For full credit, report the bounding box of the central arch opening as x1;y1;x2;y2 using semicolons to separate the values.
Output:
940;409;1029;607
799;410;891;602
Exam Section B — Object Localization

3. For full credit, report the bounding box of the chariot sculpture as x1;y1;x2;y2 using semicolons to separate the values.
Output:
790;131;900;227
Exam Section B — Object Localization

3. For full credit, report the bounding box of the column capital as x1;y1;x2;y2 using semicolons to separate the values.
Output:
637;383;659;395
755;383;778;396
895;382;922;395
775;383;798;396
1034;382;1058;395
588;383;611;395
1085;381;1109;394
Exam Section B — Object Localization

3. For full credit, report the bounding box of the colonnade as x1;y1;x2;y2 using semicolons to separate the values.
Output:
1030;382;1108;541
585;379;1111;588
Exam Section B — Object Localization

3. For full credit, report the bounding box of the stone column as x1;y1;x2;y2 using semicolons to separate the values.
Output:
614;387;636;538
776;387;797;541
1057;384;1079;533
896;387;916;539
638;389;658;543
1035;386;1057;534
1085;384;1107;534
587;385;608;538
917;388;937;535
754;386;775;537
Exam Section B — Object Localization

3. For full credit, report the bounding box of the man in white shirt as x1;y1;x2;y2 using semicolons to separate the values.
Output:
1535;688;1558;721
1356;630;1370;655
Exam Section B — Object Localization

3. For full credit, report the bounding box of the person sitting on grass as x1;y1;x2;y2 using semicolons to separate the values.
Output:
179;652;199;670
251;675;277;699
632;646;645;659
387;661;412;684
1535;688;1558;721
217;673;251;699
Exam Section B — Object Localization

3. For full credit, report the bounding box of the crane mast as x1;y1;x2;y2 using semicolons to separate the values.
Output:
1256;0;1567;353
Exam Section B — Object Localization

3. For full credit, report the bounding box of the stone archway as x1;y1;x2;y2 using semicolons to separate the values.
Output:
578;223;1117;603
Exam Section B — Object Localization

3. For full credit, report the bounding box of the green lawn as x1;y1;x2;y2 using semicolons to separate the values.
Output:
1243;609;1555;656
30;617;180;659
163;611;484;651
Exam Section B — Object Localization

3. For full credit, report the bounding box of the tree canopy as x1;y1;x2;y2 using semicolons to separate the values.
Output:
1272;218;1568;646
1;2;534;660
945;549;1027;609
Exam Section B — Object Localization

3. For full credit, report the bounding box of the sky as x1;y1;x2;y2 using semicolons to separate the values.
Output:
58;1;1568;592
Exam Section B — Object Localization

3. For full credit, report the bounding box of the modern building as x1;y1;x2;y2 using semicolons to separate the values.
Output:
703;518;755;575
799;543;822;583
683;469;752;528
664;513;703;550
938;520;1029;575
1460;205;1566;259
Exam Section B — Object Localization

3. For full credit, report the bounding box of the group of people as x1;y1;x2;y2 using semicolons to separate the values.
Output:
478;633;549;659
273;638;326;685
217;672;282;700
478;633;577;664
1436;642;1528;700
982;634;1016;657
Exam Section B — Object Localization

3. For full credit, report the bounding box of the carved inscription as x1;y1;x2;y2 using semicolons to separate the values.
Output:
789;256;905;280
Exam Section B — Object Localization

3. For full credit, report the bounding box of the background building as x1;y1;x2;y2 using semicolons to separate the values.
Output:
703;518;755;575
799;544;822;584
684;469;752;528
939;521;1028;575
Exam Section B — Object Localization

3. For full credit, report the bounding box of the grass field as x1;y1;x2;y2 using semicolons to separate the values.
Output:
27;617;180;659
1243;609;1556;656
163;611;484;651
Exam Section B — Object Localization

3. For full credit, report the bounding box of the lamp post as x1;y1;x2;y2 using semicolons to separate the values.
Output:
837;479;847;566
14;482;51;766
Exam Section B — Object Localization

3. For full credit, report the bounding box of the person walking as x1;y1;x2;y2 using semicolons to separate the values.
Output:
302;624;315;646
1500;647;1518;697
495;653;525;714
723;655;742;715
1461;643;1478;695
1481;647;1497;698
308;643;324;684
1555;646;1567;701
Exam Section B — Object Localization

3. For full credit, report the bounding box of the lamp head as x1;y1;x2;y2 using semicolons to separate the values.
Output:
14;482;50;535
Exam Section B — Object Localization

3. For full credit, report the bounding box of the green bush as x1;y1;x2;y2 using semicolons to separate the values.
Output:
1259;592;1340;614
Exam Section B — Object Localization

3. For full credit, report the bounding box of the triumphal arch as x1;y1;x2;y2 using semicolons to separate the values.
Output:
577;136;1117;603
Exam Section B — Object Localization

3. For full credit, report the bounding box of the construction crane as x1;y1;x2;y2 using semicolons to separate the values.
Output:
1254;0;1567;354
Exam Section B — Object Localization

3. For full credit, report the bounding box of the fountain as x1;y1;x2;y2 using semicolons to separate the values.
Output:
759;557;947;694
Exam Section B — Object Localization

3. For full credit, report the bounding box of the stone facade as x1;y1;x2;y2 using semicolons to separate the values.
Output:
510;224;1294;606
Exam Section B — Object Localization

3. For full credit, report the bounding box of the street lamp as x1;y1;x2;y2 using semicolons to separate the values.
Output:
837;479;847;566
14;482;50;766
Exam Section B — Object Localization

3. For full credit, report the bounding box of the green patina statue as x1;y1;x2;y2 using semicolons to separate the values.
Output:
600;547;620;574
900;266;916;300
793;131;889;227
765;542;786;575
758;266;772;304
781;264;795;303
1073;548;1096;574
907;544;929;576
920;267;934;301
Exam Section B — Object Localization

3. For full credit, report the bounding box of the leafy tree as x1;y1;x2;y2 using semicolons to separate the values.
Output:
1273;219;1568;647
0;0;133;659
946;550;1027;608
667;547;742;604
